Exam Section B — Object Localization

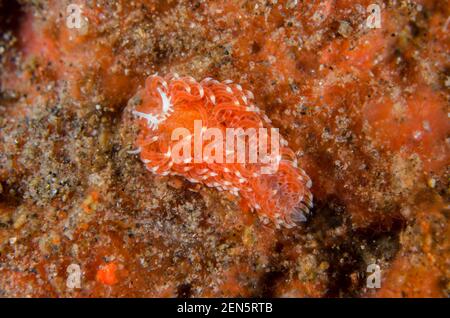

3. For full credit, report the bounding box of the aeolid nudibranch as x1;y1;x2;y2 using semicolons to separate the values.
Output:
130;74;313;228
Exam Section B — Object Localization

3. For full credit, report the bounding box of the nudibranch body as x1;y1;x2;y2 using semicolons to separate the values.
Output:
131;74;313;227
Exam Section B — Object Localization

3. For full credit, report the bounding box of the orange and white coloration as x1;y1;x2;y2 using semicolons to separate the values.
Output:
130;74;313;227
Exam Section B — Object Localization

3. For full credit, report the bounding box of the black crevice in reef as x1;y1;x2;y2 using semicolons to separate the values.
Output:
309;196;403;297
257;270;284;298
177;283;192;298
0;0;24;34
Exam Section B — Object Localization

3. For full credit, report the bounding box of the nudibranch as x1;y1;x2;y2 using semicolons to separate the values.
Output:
130;74;313;228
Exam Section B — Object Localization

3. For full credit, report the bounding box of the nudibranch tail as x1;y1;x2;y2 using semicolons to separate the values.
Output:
131;74;313;227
